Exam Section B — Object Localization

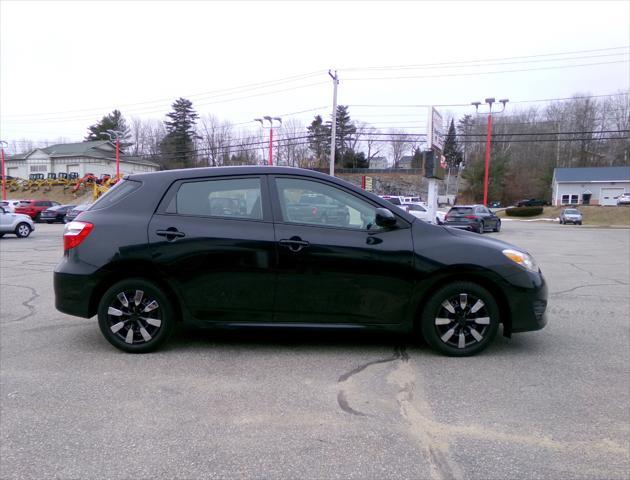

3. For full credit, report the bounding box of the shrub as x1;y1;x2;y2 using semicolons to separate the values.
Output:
506;206;544;217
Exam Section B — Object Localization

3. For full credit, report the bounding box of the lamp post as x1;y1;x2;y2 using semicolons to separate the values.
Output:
0;140;7;201
471;97;509;206
254;116;282;165
99;130;124;179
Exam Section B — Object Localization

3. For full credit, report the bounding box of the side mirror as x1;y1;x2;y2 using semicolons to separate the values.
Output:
375;208;397;228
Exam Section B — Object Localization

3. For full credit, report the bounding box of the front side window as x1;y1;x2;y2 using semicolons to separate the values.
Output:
169;177;262;220
276;178;382;230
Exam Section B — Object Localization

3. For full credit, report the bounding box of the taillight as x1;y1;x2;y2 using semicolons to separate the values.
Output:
64;221;94;250
311;207;318;216
465;215;477;219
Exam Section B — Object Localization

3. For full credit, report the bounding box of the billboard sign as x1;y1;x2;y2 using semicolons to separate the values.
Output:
429;107;444;152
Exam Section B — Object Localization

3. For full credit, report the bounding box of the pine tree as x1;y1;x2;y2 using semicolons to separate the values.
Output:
85;110;131;150
442;119;462;169
332;105;356;158
159;98;199;169
307;115;330;166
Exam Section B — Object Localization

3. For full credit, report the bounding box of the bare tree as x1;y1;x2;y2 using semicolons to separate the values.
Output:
276;119;308;167
198;115;233;166
388;129;414;168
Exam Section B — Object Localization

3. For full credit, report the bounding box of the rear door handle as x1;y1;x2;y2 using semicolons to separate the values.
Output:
279;238;310;253
156;228;186;241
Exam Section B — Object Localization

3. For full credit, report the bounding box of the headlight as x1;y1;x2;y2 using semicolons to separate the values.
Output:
502;249;539;273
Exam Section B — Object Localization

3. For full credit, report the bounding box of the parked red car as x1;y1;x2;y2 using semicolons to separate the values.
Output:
14;200;60;222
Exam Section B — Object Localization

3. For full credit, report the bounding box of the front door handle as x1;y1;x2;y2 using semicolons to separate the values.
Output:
279;237;310;253
156;228;186;241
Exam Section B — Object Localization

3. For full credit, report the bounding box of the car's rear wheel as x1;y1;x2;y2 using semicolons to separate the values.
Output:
493;220;501;232
97;278;175;353
421;281;500;356
15;223;32;238
476;222;484;234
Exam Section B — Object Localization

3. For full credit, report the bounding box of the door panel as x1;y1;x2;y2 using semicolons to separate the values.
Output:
148;176;275;324
271;176;415;325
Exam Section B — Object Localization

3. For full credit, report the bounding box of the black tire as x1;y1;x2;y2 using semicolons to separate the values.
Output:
420;281;500;356
15;223;32;238
493;220;501;232
46;220;53;224
578;221;582;225
34;213;41;223
476;222;484;234
97;278;175;353
559;219;563;224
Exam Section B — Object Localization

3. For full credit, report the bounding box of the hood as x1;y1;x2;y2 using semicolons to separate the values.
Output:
441;224;529;254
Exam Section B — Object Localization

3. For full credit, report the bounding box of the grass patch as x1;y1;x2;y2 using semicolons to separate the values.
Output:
496;205;630;225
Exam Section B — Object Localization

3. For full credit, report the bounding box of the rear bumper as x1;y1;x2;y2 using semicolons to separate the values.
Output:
54;271;100;318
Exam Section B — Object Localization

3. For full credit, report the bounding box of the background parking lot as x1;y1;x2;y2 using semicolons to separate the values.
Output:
1;222;629;479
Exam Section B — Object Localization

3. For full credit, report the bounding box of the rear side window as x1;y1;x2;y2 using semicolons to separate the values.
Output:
167;177;262;220
90;179;141;210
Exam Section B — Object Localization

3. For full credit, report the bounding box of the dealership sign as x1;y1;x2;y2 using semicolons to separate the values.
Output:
429;107;444;152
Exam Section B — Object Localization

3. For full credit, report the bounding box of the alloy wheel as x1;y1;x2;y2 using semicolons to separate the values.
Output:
105;289;163;345
433;292;491;349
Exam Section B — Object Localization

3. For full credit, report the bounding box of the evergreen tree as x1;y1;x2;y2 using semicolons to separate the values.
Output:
85;110;131;150
159;98;199;169
307;115;330;166
442;119;462;169
331;105;356;158
411;147;424;169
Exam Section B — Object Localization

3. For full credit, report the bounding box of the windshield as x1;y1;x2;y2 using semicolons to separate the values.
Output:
564;209;580;214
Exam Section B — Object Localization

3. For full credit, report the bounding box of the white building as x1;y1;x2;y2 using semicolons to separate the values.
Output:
551;166;630;206
6;140;159;179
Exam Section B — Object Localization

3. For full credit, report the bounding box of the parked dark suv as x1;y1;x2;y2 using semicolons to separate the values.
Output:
54;167;547;356
444;205;501;233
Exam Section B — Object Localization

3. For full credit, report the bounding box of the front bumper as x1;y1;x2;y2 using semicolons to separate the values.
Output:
505;271;548;334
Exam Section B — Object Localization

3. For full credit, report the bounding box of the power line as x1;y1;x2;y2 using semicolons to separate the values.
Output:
340;46;629;71
2;70;326;119
343;60;628;81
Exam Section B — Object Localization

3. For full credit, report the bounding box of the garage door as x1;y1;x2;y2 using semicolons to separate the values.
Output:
601;188;624;206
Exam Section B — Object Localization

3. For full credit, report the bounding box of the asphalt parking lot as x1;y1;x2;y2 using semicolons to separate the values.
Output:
1;222;629;480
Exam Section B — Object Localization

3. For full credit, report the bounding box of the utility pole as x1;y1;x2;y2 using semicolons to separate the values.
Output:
328;70;339;177
471;98;509;206
0;141;7;200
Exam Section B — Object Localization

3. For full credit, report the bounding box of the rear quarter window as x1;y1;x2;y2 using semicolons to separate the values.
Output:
89;179;141;210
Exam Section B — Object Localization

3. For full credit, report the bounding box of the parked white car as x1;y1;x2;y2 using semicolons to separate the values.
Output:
617;193;630;206
0;206;34;238
0;200;23;213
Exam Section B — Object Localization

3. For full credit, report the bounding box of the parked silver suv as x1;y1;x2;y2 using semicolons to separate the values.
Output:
559;208;583;225
0;206;34;238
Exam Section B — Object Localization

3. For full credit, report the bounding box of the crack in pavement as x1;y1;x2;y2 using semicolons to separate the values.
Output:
551;282;625;296
336;345;408;417
0;283;40;324
568;262;630;286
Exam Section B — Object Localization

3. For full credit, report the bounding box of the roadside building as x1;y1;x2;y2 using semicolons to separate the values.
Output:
551;166;630;206
6;140;159;179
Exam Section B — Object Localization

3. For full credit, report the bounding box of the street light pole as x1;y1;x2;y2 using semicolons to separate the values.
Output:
471;98;509;206
99;130;124;179
0;141;7;201
255;117;282;165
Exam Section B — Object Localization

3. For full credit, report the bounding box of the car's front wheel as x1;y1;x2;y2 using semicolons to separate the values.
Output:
15;223;32;238
97;278;175;353
493;220;501;232
420;281;500;356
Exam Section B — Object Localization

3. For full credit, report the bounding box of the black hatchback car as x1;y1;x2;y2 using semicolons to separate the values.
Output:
54;167;547;356
41;204;76;223
444;205;501;233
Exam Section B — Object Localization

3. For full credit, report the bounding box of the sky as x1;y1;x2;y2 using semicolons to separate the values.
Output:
1;0;629;150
